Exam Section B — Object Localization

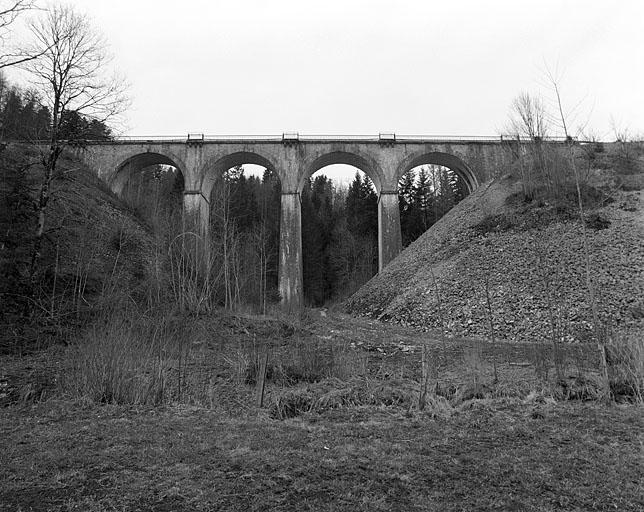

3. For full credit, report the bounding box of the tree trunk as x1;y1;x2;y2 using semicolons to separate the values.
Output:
28;143;61;290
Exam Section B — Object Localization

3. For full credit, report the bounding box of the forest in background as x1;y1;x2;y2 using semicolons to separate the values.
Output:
121;164;467;307
0;72;112;141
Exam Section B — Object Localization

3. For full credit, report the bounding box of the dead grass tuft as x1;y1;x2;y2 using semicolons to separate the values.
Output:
605;334;644;402
268;377;419;419
243;337;368;387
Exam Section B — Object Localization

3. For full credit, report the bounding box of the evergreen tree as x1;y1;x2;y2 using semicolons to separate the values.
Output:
1;88;20;138
398;165;469;247
413;166;433;233
301;177;326;305
398;169;421;247
0;77;111;142
346;171;377;237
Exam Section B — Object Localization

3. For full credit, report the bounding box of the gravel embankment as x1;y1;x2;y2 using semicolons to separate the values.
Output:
345;173;644;343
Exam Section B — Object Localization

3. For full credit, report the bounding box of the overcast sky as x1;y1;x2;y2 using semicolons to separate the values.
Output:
7;0;644;139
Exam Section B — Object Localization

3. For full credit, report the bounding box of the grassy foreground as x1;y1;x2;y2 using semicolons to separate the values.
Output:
1;312;643;511
2;400;642;511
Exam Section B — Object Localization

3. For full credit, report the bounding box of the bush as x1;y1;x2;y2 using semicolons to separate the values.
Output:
585;213;611;230
472;214;514;235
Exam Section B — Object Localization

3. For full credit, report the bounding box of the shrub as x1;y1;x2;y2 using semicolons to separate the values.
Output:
472;214;514;235
585;213;611;230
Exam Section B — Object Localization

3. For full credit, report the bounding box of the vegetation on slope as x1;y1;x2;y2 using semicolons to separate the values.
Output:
0;144;156;352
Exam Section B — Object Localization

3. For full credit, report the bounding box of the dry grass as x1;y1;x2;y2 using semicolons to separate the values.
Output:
2;311;643;510
64;313;189;405
605;333;644;401
1;399;642;511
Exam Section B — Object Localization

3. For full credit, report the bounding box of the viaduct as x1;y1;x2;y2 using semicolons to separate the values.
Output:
76;134;535;310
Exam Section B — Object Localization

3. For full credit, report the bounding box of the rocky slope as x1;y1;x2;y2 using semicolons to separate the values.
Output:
345;146;644;343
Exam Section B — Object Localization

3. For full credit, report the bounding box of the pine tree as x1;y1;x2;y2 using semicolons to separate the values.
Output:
301;177;325;304
398;169;418;246
346;171;377;237
414;166;433;232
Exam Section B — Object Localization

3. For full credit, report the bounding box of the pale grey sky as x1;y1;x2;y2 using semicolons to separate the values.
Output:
7;0;644;139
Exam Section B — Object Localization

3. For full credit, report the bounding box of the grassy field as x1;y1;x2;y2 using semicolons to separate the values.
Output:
1;312;643;511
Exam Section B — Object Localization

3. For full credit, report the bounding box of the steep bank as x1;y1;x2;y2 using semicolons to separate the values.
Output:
0;144;156;348
345;146;644;343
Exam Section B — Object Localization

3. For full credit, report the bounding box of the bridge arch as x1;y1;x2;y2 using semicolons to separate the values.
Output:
396;151;479;194
199;151;279;201
111;150;187;196
300;150;384;194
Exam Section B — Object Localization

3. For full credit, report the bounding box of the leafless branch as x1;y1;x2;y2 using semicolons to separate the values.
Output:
22;4;130;135
0;0;41;69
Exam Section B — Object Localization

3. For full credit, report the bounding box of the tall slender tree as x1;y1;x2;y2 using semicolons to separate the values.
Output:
21;4;128;285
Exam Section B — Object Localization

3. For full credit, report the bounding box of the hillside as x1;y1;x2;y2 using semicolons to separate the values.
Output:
345;144;644;343
0;144;157;350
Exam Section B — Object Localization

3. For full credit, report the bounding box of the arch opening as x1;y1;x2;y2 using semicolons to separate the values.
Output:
114;153;186;230
302;164;378;306
113;152;184;195
206;157;282;312
398;157;471;247
201;151;278;203
300;151;383;194
398;152;478;194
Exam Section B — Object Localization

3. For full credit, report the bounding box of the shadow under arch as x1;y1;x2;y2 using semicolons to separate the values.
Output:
199;151;280;200
396;151;479;194
300;150;384;194
111;151;186;196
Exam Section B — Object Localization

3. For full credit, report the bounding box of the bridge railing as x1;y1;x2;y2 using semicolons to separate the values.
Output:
106;134;578;143
22;134;585;144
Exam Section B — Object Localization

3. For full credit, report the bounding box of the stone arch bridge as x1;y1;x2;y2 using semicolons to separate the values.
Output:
75;134;539;309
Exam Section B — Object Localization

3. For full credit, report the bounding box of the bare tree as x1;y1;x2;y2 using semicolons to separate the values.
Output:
544;66;611;399
506;92;551;196
507;92;549;140
21;4;129;285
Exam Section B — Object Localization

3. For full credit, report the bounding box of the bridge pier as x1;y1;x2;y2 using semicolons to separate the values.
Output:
183;191;210;237
278;192;303;312
378;191;402;272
